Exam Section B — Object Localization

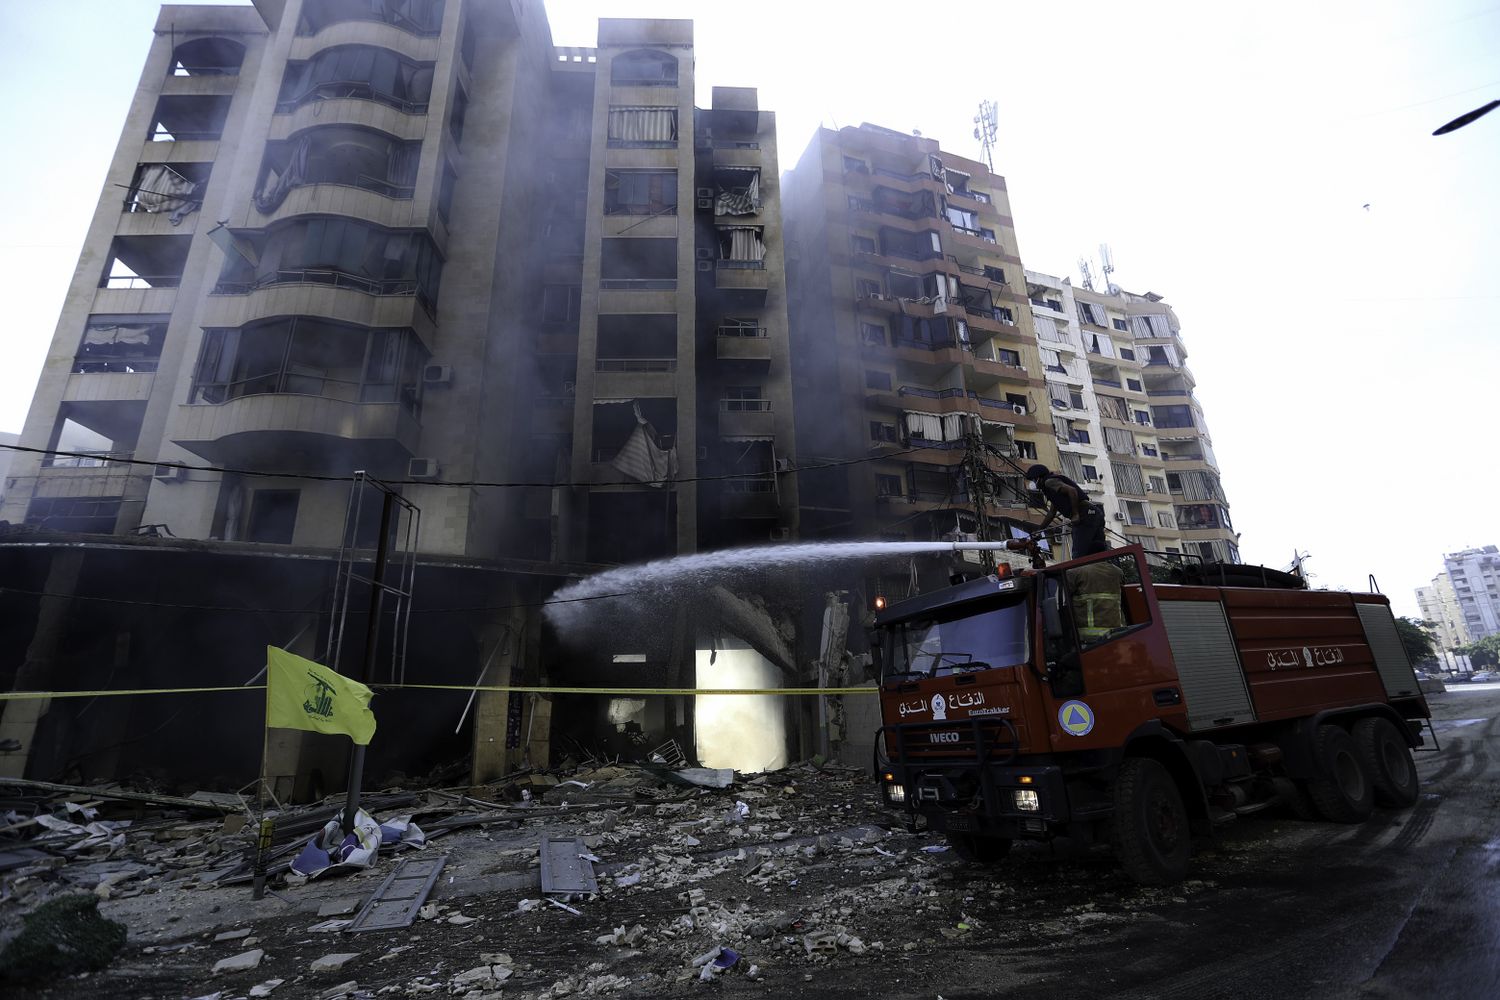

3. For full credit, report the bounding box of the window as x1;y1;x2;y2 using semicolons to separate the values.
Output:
25;497;123;534
865;370;892;391
45;407;143;468
1077;302;1103;326
541;284;581;326
255;128;421;211
995;306;1015;324
148;94;232;141
1017;440;1037;460
605;170;677;214
1148;475;1167;493
1133;409;1151;425
607;106;678;146
611;49;678;86
1069;427;1091;445
460;22;476;70
298;0;445;35
75;315;168;373
856;277;882;298
1126;378;1143;392
449;84;469;144
1004;393;1028;410
600;237;677;287
100;235;192;289
843;156;868;173
861;322;887;346
1157;511;1176;528
876;474;903;496
1119;348;1136;361
996;348;1021;366
871;421;898;443
983;265;1005;283
276;47;434;115
1082;464;1098;482
852;234;877;255
1112;318;1128;332
1152;405;1194;430
246;491;300;544
170;37;246;76
437;165;457;223
1070;388;1086;409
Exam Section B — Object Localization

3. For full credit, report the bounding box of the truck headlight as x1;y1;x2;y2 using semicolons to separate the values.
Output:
885;782;906;803
1013;788;1040;812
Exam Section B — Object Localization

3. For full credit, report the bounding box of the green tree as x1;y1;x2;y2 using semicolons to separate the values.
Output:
1394;617;1437;665
1457;634;1500;669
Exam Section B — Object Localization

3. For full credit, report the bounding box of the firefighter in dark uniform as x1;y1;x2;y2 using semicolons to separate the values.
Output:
1026;463;1108;559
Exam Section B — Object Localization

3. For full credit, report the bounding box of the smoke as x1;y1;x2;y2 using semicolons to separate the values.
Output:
694;644;786;773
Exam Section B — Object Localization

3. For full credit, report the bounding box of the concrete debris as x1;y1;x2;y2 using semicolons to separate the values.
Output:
213;927;252;942
671;768;735;788
308;918;354;933
249;978;286;997
310;952;360;972
212;948;265;973
446;913;477;925
317;980;361;999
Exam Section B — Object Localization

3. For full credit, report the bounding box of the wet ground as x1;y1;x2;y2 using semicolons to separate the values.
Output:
8;686;1499;999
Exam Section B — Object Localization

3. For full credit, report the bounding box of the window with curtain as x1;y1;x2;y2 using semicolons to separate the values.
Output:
255;127;421;211
607;107;678;145
1111;461;1146;495
277;45;434;114
1104;426;1137;455
717;226;766;264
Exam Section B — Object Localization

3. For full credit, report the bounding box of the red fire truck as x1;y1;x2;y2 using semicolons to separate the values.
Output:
872;544;1428;884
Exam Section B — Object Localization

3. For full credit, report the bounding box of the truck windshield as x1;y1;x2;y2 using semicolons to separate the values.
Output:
884;596;1030;678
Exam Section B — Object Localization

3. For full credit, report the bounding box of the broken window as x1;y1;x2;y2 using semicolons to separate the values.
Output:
596;314;676;370
877;228;940;262
192;318;428;414
45;402;145;468
170;36;245;76
607;106;677;146
298;0;446;36
100;235;192;289
148;95;231;141
604;170;677;215
871;186;934;220
75;315;168;373
449;84;468;144
277;46;435;114
438;163;457;223
712;167;760;216
256;128;421;212
871;421;898;443
876;474;903;496
124;163;210;224
25;497;124;535
590;398;676;465
600;238;677;288
714;226;762;265
610;49;678;86
864;370;892;391
246;490;300;544
860;322;886;346
213;219;444;313
852;234;876;255
722;385;768;411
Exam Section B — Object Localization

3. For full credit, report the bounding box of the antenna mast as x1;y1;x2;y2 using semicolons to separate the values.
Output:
1099;243;1117;294
973;99;998;173
1078;258;1095;292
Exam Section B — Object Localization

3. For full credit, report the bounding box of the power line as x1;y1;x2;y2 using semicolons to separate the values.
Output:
0;586;636;616
0;442;928;490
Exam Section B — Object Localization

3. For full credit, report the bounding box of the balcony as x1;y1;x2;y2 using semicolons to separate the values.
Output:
719;476;780;519
715;260;769;295
174;394;420;471
718;399;775;439
716;327;772;364
594;357;676;398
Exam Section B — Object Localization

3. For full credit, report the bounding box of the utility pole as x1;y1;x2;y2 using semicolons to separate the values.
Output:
962;434;997;573
341;488;395;835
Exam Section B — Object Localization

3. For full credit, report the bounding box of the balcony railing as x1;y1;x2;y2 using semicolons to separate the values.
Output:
275;81;429;116
897;385;966;400
716;260;766;270
600;277;677;288
1093;377;1122;388
723;476;777;493
1162;453;1205;462
873;166;929;182
951;224;997;243
893;336;959;351
43;449;134;469
73;358;160;374
717;324;767;338
103;274;182;290
596;358;676;372
1145;389;1191;398
149;128;222;142
714;139;760;149
720;398;772;411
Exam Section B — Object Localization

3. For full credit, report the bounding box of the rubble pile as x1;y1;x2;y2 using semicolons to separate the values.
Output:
2;761;1222;998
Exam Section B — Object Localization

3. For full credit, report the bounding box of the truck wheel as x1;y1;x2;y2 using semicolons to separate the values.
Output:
1352;717;1419;808
1111;757;1191;885
1305;724;1375;823
947;833;1012;863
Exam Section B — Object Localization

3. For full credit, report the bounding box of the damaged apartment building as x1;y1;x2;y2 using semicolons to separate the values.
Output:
0;1;804;795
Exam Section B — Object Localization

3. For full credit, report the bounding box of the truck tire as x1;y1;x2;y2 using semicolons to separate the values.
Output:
1305;724;1375;823
946;833;1012;863
1110;757;1191;885
1352;717;1419;808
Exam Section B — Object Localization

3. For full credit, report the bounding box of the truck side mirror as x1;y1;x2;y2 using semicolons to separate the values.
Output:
1042;578;1065;640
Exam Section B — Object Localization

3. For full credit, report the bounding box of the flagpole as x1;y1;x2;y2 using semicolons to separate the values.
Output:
341;488;395;835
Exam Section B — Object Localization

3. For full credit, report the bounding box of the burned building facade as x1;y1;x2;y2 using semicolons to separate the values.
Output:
0;3;803;791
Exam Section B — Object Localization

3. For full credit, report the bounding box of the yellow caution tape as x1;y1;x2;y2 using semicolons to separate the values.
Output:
0;684;879;702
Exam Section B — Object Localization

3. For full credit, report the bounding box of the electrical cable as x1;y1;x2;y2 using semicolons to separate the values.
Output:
0;442;927;490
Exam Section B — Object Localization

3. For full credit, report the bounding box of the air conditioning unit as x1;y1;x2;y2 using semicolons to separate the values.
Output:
408;457;440;480
1012;404;1026;415
773;458;793;472
423;363;452;386
695;247;713;259
153;463;187;483
1112;512;1125;521
696;260;713;271
696;187;713;198
697;198;713;210
562;380;576;394
768;527;791;541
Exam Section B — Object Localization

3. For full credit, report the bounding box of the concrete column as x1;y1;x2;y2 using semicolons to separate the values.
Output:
0;549;85;779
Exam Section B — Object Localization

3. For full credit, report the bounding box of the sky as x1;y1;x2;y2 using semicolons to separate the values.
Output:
1;0;1496;616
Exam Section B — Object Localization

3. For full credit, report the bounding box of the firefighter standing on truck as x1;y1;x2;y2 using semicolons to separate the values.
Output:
1027;463;1109;559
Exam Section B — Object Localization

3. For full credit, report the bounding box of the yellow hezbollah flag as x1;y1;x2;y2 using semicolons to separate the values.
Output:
265;646;376;745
